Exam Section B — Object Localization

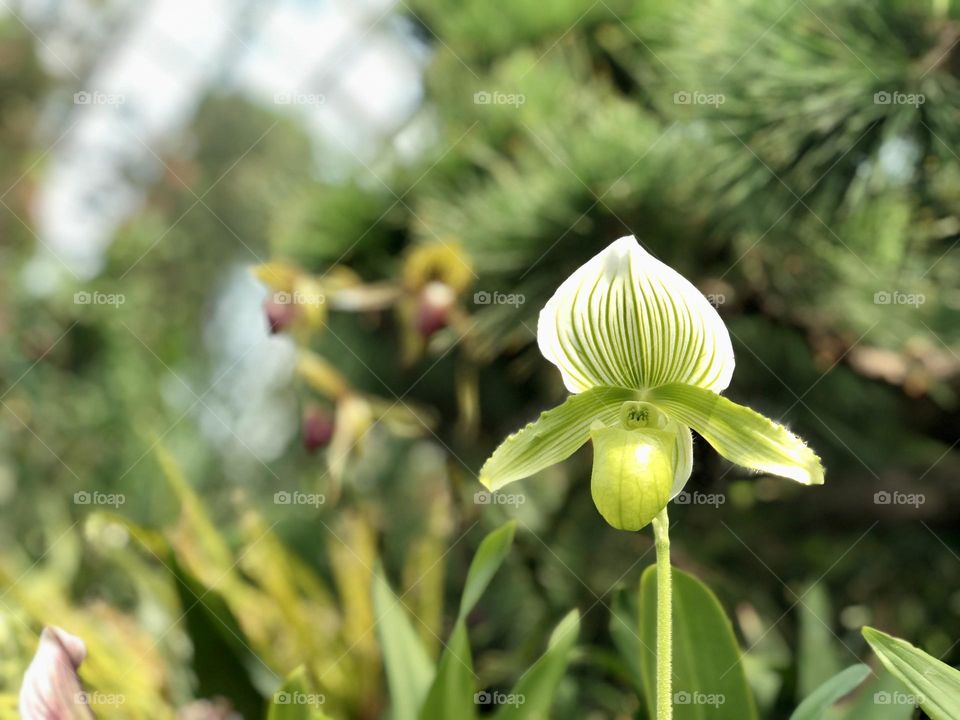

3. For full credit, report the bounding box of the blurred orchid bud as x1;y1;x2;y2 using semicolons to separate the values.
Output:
415;281;456;338
19;626;94;719
254;263;328;334
264;295;298;334
302;404;335;453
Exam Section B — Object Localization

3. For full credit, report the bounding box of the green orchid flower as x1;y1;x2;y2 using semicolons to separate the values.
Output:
479;235;824;531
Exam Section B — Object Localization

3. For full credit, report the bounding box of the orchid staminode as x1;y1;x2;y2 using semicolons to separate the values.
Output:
480;235;824;532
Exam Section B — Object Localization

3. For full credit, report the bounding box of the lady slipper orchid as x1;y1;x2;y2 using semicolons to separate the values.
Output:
479;235;824;531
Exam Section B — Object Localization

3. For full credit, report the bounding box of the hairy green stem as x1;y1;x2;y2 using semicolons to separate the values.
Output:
652;507;672;720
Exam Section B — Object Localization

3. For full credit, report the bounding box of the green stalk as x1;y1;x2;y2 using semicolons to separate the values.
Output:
652;507;672;720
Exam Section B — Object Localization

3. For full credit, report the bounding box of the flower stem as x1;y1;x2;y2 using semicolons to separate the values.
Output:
652;507;672;720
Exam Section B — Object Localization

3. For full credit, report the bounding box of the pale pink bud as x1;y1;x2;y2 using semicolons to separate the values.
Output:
19;626;94;719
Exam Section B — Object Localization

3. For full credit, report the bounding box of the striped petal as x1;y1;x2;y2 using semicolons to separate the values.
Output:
537;236;734;393
479;386;637;492
648;383;824;485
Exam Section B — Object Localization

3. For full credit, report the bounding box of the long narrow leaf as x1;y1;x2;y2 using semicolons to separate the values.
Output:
372;569;435;720
419;522;517;720
797;583;843;700
494;610;581;720
863;627;960;720
788;664;871;720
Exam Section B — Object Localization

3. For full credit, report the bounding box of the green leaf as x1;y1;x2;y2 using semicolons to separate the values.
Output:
840;668;914;720
638;566;758;720
419;522;516;720
863;626;960;720
537;235;735;393
647;383;824;485
169;554;266;717
457;521;516;620
788;664;871;720
479;386;635;491
797;583;843;700
493;609;581;720
267;667;332;720
590;425;675;531
372;568;435;720
609;590;644;693
419;624;476;720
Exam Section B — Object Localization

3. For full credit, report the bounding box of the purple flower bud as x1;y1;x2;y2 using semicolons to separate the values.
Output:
415;281;455;338
302;405;335;453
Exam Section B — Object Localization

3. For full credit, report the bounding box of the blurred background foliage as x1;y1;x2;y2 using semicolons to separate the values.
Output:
1;0;960;717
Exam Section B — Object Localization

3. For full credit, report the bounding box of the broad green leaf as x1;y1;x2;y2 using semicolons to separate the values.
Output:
647;383;824;485
372;569;435;720
267;667;332;720
479;387;635;491
788;664;871;720
797;583;843;700
419;523;516;720
863;626;960;720
494;609;581;720
537;235;734;394
639;566;758;720
590;426;675;531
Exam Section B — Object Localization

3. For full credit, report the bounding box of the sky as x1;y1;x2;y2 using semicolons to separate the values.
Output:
12;0;424;281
